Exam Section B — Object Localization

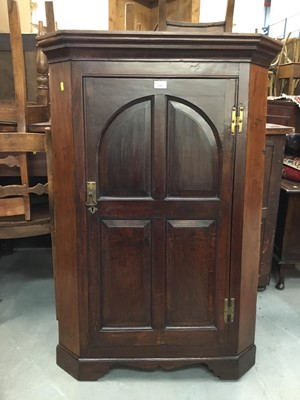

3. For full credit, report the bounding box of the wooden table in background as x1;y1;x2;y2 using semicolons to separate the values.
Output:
258;123;295;290
273;178;300;289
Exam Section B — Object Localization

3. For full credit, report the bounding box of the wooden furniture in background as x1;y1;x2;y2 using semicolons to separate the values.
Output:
0;33;36;105
277;38;300;96
0;0;49;133
268;37;300;96
160;0;235;32
0;0;55;240
0;133;50;239
0;0;56;134
45;1;56;32
273;179;300;289
109;0;234;32
39;30;281;381
109;0;200;31
258;123;295;291
266;100;300;289
277;63;300;96
0;32;48;190
267;99;300;132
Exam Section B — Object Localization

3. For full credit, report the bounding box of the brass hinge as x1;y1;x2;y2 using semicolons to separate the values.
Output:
86;181;97;214
231;106;244;135
224;298;235;323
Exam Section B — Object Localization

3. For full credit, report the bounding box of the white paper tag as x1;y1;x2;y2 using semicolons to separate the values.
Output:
154;81;167;89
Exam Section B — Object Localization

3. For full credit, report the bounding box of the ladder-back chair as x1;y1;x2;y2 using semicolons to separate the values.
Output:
0;132;50;238
0;0;55;240
158;0;235;32
0;0;51;133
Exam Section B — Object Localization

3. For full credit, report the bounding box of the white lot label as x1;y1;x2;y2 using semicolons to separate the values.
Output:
154;81;167;89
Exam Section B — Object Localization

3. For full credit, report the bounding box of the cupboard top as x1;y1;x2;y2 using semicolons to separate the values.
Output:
38;30;281;69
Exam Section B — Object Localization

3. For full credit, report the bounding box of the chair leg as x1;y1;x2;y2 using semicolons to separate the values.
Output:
288;78;295;95
275;263;295;290
275;262;285;290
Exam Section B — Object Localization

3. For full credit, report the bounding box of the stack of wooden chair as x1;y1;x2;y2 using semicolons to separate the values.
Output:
269;36;300;96
109;0;235;33
0;0;55;246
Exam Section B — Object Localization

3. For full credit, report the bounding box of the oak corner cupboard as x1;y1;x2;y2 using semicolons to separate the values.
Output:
38;31;281;381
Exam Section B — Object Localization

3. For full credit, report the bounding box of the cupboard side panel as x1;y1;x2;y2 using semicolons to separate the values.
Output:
49;62;80;354
238;64;268;352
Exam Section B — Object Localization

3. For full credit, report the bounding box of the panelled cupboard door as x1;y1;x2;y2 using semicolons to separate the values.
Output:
84;78;237;349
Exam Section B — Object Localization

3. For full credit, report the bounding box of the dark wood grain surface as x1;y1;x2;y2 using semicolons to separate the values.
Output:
39;31;281;380
258;124;295;290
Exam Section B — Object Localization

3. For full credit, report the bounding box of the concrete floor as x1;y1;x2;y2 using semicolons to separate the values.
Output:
0;248;300;400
